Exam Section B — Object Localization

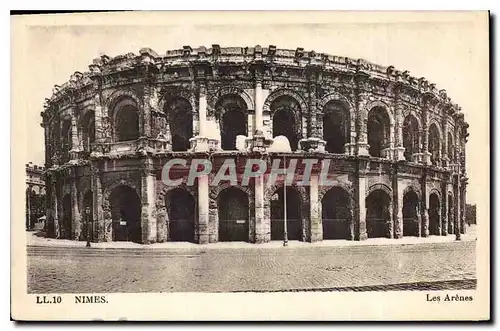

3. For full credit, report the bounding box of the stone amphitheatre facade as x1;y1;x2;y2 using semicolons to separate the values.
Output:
41;45;469;244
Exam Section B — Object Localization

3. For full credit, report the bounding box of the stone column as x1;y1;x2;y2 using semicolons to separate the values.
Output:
142;84;157;138
50;176;60;238
441;181;448;235
309;172;322;242
421;171;429;237
140;157;157;243
197;174;209;244
254;175;268;243
394;105;405;161
70;107;81;160
191;82;209;152
454;173;461;240
355;75;369;156
392;167;403;239
422;110;431;164
461;185;467;234
70;172;82;240
354;157;368;240
442;120;449;168
93;93;105;142
254;79;263;134
91;164;104;242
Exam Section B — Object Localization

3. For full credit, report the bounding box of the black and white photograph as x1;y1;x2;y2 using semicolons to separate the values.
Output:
11;11;490;321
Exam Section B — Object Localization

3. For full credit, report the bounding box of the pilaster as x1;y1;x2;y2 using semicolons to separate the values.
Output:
309;172;322;242
196;174;210;244
354;157;369;240
140;157;157;243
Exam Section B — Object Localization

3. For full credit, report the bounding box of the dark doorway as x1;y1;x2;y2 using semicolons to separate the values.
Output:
221;110;247;150
429;193;441;236
367;107;390;157
167;189;195;242
62;194;72;239
115;102;140;142
270;186;302;241
402;190;419;236
110;185;142;242
323;102;349;154
167;98;193;152
273;109;298;151
428;124;441;166
321;187;351;240
366;189;391;238
218;188;249;242
403;115;419;162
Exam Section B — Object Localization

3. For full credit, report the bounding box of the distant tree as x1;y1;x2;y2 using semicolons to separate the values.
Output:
465;203;477;225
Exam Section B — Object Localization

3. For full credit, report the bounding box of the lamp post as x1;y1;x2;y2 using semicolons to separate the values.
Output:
85;206;91;248
283;155;288;247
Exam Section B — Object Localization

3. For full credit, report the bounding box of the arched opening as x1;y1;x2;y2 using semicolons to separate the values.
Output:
110;185;142;243
448;193;454;234
447;132;454;163
61;119;72;163
62;194;72;239
429;193;441;235
403;115;419;162
82;190;93;241
166;97;193;152
323;101;350;154
366;189;391;238
271;96;301;151
216;94;248;151
166;188;195;242
218;187;249;242
81;111;95;153
113;98;140;142
367;107;391;157
402;190;420;236
221;110;247;150
321;187;351;240
428;124;441;166
270;186;302;241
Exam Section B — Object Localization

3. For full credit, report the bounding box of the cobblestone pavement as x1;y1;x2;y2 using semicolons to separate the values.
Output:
27;241;476;293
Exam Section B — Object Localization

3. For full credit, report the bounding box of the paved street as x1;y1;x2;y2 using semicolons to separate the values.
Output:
27;241;476;293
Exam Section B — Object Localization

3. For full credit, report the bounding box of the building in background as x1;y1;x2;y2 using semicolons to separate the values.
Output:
40;45;469;243
26;162;46;230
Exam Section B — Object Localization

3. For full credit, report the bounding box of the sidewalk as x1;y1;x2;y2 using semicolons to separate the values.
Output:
27;225;477;250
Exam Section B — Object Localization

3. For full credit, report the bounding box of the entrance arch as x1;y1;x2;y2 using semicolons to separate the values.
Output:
402;190;420;236
113;98;140;142
218;187;249;242
429;193;441;235
221;110;247;150
270;95;301;151
62;194;72;239
367;106;391;157
366;189;391;238
323;101;350;154
110;185;141;242
321;187;351;240
270;186;302;241
165;97;193;152
403;115;420;162
216;94;248;150
166;188;195;242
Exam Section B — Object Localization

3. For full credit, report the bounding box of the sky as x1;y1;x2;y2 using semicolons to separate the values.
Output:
14;11;489;205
